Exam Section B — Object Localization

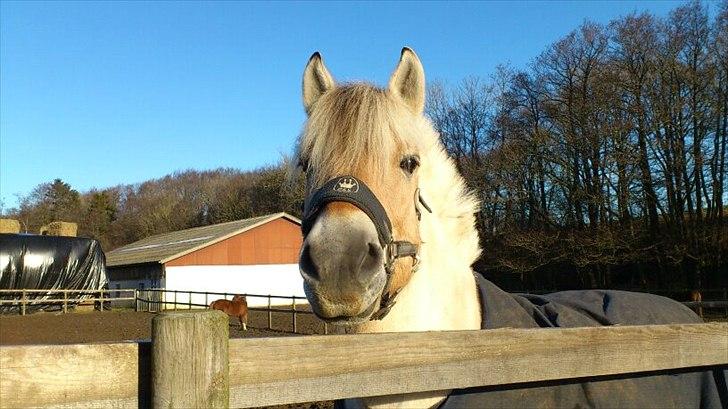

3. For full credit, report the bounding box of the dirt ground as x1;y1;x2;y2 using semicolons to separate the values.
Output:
0;308;334;409
0;309;328;345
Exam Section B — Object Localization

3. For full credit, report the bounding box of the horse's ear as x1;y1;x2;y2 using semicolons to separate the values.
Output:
388;47;425;114
303;52;335;115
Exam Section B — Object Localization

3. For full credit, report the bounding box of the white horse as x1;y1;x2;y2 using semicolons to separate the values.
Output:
295;48;724;409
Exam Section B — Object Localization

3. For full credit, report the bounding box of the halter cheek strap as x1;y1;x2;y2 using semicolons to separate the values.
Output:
302;176;429;320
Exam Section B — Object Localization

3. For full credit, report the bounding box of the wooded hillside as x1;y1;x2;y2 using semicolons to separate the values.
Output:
5;166;304;253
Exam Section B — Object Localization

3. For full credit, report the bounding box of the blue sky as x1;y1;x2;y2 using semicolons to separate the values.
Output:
0;1;688;210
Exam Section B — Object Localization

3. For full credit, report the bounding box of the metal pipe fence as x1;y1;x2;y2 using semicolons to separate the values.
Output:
134;288;328;334
0;289;137;315
4;285;723;330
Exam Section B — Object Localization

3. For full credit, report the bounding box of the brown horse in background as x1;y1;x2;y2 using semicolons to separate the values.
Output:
210;294;248;330
691;289;703;318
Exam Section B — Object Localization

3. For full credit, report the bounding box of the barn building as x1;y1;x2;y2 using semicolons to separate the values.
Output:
106;213;303;306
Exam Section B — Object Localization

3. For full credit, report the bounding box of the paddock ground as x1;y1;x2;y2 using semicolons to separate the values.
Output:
0;308;328;345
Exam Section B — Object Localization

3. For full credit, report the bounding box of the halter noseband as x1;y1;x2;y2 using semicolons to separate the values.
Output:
301;175;429;320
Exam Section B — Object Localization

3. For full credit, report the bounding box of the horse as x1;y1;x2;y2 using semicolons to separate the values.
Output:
691;289;704;318
294;48;726;408
209;294;248;330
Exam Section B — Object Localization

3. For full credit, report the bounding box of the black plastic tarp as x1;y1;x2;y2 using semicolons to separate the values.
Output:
0;234;108;313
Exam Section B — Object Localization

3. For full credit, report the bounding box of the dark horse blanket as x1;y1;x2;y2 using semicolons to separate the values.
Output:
439;276;727;408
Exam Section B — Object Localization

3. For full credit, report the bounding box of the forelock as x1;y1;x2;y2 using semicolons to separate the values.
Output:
298;84;417;186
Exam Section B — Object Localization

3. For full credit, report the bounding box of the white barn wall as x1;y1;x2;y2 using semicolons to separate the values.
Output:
164;264;306;307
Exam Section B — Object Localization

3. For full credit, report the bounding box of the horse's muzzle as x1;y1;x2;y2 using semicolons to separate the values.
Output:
298;209;386;322
303;281;382;325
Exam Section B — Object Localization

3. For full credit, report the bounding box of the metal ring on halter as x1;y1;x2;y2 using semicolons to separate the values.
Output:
412;253;421;271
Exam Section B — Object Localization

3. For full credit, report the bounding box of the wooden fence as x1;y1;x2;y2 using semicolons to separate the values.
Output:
0;310;726;408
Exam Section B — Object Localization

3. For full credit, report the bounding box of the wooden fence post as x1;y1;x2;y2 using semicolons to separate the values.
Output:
62;290;68;314
173;291;177;311
292;297;297;334
135;289;139;312
20;290;26;316
267;296;272;330
152;310;229;408
188;292;192;310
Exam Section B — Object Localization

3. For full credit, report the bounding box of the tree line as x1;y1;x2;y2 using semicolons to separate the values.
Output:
4;1;726;291
5;166;304;253
427;0;727;291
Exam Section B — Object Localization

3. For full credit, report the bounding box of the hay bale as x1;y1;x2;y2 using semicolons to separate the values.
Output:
0;219;21;234
39;221;78;237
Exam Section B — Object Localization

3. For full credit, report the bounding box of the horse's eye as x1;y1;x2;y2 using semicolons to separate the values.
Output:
400;155;420;175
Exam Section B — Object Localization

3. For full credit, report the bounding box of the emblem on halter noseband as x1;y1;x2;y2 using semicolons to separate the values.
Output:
302;175;428;320
333;177;359;193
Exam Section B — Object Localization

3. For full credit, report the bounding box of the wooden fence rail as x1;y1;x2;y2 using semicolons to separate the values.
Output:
0;310;726;409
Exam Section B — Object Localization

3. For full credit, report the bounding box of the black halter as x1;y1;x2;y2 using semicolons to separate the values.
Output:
301;175;429;320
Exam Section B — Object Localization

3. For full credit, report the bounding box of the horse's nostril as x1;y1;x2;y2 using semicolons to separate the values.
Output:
368;242;379;258
299;244;320;281
359;242;383;278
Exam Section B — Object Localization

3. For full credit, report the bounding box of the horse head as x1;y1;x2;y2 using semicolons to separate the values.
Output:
296;48;430;325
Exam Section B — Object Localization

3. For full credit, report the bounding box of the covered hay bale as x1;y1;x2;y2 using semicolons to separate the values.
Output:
39;221;78;237
0;219;21;234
